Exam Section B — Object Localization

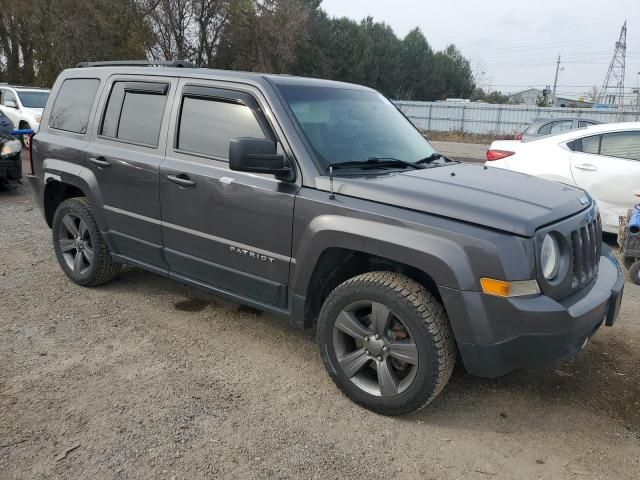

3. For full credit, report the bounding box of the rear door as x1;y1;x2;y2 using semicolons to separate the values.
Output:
159;79;298;308
86;75;177;270
570;130;640;231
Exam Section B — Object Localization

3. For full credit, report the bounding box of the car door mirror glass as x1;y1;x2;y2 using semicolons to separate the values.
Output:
229;137;293;181
4;100;17;109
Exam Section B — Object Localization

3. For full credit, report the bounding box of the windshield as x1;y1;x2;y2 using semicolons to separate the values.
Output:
17;90;49;109
277;85;436;168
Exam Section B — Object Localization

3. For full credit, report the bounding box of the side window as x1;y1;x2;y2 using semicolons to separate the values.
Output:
2;89;18;106
100;81;168;147
549;120;574;134
49;79;100;134
177;96;266;159
581;135;600;154
578;121;595;128
538;122;553;135
600;131;640;161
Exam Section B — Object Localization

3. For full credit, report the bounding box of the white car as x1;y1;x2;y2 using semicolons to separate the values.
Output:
0;85;50;147
486;122;640;234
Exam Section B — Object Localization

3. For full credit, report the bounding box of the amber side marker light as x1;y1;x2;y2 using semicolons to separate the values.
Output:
480;278;540;298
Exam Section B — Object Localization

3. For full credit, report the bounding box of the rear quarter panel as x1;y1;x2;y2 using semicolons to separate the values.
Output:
489;139;575;184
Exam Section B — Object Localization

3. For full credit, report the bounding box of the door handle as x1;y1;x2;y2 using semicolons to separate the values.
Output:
88;156;110;168
166;173;196;187
574;163;598;172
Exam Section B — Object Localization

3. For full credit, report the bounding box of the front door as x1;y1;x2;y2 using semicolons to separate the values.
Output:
570;130;640;231
0;88;20;128
159;81;298;308
86;76;177;270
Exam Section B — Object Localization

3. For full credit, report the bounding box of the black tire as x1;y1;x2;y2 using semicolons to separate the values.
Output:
629;261;640;285
623;256;635;270
317;271;456;415
7;158;22;181
52;197;121;286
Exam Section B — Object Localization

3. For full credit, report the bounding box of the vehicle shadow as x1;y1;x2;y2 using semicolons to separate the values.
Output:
419;335;639;435
101;266;639;437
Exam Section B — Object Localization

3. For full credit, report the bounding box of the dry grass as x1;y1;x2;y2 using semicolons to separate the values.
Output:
422;130;515;144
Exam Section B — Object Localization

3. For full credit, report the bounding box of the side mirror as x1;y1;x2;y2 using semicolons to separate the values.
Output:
4;100;17;109
229;137;293;181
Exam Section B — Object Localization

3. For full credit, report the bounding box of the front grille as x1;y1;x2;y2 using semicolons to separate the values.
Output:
570;215;602;289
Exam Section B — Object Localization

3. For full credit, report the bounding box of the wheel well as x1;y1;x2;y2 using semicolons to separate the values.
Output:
304;248;441;326
43;181;85;227
19;120;29;128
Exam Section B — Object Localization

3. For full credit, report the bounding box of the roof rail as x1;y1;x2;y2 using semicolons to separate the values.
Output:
76;60;196;68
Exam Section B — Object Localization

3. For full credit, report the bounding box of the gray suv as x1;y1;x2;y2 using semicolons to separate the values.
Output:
27;61;624;415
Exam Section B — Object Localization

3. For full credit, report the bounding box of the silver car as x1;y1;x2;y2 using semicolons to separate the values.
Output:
516;118;601;141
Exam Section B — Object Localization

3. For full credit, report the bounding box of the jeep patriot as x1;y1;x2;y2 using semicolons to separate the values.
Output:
27;61;624;415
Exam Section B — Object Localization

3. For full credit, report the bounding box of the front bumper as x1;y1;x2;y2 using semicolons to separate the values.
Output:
0;153;22;181
441;247;624;378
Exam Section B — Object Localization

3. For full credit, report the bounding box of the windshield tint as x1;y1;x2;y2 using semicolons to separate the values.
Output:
17;90;49;108
277;85;435;168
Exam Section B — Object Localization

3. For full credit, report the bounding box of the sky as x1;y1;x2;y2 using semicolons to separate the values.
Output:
320;0;640;101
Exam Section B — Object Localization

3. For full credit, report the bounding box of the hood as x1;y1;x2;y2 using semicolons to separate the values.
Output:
318;163;590;236
22;107;43;117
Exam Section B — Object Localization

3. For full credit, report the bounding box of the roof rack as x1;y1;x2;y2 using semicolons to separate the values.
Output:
76;60;196;68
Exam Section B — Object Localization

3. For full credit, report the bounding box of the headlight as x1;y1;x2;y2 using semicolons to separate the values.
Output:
540;234;560;280
0;139;21;158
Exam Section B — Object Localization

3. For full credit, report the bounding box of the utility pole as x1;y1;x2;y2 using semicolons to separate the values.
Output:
551;54;561;107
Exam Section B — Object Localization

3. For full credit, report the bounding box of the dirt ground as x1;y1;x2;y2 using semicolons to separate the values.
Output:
1;162;639;479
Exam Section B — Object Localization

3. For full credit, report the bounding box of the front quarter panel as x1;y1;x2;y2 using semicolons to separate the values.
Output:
290;187;537;335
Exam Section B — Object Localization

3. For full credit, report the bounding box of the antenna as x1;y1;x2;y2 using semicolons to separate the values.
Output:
596;21;627;112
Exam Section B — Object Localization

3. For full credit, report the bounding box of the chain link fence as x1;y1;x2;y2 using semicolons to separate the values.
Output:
394;101;640;135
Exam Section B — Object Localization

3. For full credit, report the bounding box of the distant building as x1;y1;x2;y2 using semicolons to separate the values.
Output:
508;88;543;106
553;96;593;108
508;88;594;108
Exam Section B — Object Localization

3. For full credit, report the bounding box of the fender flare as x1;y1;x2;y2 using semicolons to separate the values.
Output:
290;215;478;296
42;158;108;232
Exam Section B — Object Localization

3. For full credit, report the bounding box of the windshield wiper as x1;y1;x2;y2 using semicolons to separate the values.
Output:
327;157;425;172
325;158;424;199
415;153;458;165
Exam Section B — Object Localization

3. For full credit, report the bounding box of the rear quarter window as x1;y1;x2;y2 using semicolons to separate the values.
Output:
49;78;100;134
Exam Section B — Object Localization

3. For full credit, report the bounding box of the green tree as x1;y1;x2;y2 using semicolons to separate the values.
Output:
429;45;475;100
397;28;434;100
360;18;402;97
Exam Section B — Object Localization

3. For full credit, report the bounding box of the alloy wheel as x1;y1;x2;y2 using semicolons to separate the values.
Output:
332;300;419;397
58;213;94;276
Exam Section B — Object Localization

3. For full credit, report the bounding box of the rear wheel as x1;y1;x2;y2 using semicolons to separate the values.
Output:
52;197;121;286
317;271;456;415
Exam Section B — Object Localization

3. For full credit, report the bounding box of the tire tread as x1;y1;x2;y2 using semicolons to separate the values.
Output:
318;271;456;414
53;197;121;287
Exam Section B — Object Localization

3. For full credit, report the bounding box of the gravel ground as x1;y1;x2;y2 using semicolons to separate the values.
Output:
1;162;639;479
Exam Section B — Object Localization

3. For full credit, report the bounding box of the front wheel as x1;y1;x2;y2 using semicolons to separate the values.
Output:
317;271;456;415
52;197;121;286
